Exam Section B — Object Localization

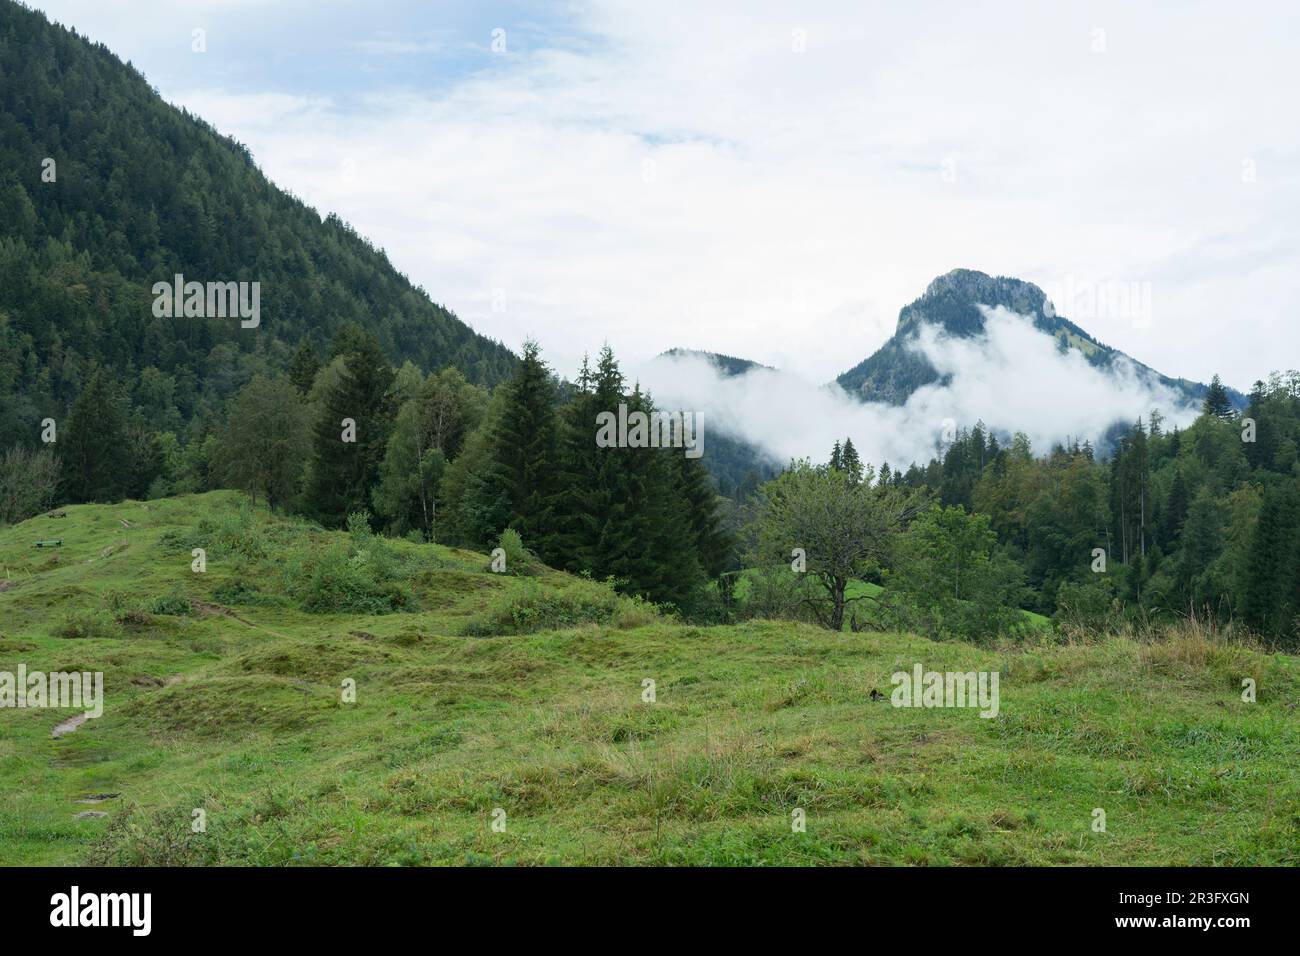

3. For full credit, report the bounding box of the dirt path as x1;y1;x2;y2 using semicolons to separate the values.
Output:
191;599;295;640
50;713;89;738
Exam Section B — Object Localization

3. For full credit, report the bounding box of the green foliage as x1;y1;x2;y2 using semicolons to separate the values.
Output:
147;585;193;616
492;527;535;575
484;340;561;561
185;503;269;560
445;344;726;613
886;504;1026;643
288;341;321;396
461;578;656;636
1052;578;1118;633
306;326;396;526
0;445;60;524
287;515;412;615
211;374;310;511
60;369;129;503
53;609;122;640
437;390;509;549
1202;374;1234;419
371;365;484;540
753;460;914;630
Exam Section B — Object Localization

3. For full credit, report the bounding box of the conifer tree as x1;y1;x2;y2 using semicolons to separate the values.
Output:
841;438;863;486
1202;374;1233;420
486;340;561;561
1242;482;1300;637
288;340;322;395
551;352;608;569
62;369;129;503
1243;380;1275;471
673;436;732;581
306;325;395;525
1159;467;1189;549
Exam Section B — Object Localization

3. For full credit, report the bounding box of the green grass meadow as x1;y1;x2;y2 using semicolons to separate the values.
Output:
0;492;1296;865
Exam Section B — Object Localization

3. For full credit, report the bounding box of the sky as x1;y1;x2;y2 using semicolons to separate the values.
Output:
28;0;1300;393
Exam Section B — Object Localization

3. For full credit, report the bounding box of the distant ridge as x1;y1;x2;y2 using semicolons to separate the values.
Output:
659;349;776;378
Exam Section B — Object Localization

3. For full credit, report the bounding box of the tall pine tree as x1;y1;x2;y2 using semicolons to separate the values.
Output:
306;325;395;526
62;369;129;503
485;340;561;562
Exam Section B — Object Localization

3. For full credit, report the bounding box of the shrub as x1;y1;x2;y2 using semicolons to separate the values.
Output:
54;610;122;640
277;512;416;615
147;585;193;616
168;503;268;560
461;579;655;636
0;446;61;526
491;527;541;576
289;544;411;615
1053;578;1118;637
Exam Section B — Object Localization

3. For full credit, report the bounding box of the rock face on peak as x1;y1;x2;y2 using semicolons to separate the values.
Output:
835;269;1236;409
896;269;1046;337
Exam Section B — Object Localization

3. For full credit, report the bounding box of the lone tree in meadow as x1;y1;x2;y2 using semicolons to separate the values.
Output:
754;460;916;630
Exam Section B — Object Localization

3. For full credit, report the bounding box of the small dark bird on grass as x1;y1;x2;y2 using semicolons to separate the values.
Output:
869;689;886;701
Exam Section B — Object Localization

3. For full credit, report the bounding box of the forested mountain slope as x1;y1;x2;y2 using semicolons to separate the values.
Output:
0;0;516;450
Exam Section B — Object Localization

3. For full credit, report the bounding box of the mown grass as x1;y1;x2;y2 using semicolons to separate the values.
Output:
0;492;1295;866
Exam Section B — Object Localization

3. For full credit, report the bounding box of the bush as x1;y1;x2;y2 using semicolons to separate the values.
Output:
147;585;193;616
487;527;543;576
1053;578;1118;636
166;504;268;560
54;610;122;640
289;543;411;615
0;446;61;526
212;578;287;608
735;565;821;624
461;579;656;636
275;511;416;615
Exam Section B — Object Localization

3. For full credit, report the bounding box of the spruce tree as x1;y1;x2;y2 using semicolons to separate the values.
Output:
1160;468;1190;548
306;326;395;526
1243;380;1275;471
841;438;863;486
288;340;322;395
552;352;607;570
62;369;129;503
673;438;732;580
1242;482;1300;637
1202;374;1233;420
487;340;561;561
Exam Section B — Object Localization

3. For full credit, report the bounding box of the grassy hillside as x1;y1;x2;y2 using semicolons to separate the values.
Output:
0;493;1296;866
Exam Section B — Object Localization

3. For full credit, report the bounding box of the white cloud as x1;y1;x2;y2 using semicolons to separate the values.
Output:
27;0;1300;390
636;306;1199;470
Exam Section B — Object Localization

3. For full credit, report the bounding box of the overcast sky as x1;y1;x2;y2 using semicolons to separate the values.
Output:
31;0;1300;391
